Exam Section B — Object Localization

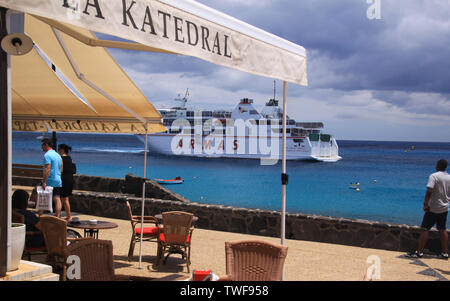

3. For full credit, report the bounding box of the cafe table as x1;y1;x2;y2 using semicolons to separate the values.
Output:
68;220;118;239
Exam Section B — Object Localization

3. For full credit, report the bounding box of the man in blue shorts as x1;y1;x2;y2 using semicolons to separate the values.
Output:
408;159;450;259
41;138;63;218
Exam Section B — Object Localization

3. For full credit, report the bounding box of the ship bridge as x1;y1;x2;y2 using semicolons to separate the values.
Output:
230;98;262;121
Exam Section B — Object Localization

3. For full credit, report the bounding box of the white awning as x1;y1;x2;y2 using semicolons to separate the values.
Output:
0;0;307;86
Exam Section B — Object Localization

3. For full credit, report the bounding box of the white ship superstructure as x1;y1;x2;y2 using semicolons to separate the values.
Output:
142;92;341;162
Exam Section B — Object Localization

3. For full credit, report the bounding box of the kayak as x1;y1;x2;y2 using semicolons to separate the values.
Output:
154;178;184;184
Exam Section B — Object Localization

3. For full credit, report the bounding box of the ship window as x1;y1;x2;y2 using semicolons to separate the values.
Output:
170;129;181;134
250;110;258;115
293;139;303;143
164;119;175;126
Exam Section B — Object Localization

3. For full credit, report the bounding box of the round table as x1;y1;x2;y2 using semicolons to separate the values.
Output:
68;220;118;239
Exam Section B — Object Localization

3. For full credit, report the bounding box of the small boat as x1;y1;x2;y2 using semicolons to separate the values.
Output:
154;177;184;184
349;182;360;189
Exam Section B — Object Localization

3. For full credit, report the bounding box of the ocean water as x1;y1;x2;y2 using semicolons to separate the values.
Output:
12;132;450;226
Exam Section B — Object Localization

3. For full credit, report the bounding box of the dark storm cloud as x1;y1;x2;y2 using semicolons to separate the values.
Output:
196;0;450;94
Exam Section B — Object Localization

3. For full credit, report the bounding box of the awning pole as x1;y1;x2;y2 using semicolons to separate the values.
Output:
138;123;149;269
281;81;287;280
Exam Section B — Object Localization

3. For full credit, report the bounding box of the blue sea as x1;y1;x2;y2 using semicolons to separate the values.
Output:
12;132;450;227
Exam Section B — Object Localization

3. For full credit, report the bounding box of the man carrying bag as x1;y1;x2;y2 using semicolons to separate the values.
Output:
41;138;63;217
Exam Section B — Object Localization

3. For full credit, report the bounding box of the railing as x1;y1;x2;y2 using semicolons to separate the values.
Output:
12;163;43;178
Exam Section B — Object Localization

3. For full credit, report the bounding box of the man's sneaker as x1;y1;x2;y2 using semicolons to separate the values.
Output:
440;252;449;260
406;250;423;258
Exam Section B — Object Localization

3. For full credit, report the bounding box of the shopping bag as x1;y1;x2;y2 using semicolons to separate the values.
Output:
36;186;53;212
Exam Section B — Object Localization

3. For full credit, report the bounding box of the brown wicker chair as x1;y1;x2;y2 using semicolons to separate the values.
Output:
219;240;288;281
66;238;155;281
157;211;194;273
22;233;48;261
39;215;86;280
126;201;159;261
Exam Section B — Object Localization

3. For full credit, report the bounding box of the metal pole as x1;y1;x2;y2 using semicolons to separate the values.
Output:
138;124;149;269
281;81;287;280
52;131;57;150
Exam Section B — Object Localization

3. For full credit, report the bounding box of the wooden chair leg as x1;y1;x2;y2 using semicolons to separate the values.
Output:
158;246;166;268
128;235;136;261
186;246;190;273
62;265;67;281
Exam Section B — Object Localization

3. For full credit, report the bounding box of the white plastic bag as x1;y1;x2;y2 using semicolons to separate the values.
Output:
36;186;53;212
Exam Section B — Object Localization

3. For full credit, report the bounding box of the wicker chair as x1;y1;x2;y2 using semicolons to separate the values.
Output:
39;215;86;280
157;211;194;273
219;240;288;281
126;201;159;261
66;238;155;281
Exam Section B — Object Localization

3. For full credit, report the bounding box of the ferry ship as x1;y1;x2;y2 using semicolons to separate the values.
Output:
141;91;341;162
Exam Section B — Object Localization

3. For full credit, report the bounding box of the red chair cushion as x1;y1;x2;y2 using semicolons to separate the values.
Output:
135;226;158;236
159;233;191;243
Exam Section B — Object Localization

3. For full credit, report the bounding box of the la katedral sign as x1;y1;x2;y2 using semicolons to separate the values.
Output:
12;119;150;133
64;0;233;59
0;0;307;86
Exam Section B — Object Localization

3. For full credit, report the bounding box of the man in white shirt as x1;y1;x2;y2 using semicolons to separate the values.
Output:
408;159;450;259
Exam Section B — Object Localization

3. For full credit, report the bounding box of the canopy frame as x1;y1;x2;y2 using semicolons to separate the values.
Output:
36;15;179;54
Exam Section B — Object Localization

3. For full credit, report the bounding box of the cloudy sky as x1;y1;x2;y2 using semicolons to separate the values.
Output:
107;0;450;142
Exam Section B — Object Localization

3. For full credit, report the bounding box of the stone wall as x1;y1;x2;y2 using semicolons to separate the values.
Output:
12;173;189;203
14;174;448;253
68;191;447;254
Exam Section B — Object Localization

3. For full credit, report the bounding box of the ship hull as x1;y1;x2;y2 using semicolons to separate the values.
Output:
140;134;341;162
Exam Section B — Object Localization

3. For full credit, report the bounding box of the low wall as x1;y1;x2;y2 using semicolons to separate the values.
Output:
69;192;447;254
12;173;189;203
14;173;447;253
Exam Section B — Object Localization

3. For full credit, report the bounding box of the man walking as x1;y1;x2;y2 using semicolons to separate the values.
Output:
408;159;450;259
41;138;63;218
